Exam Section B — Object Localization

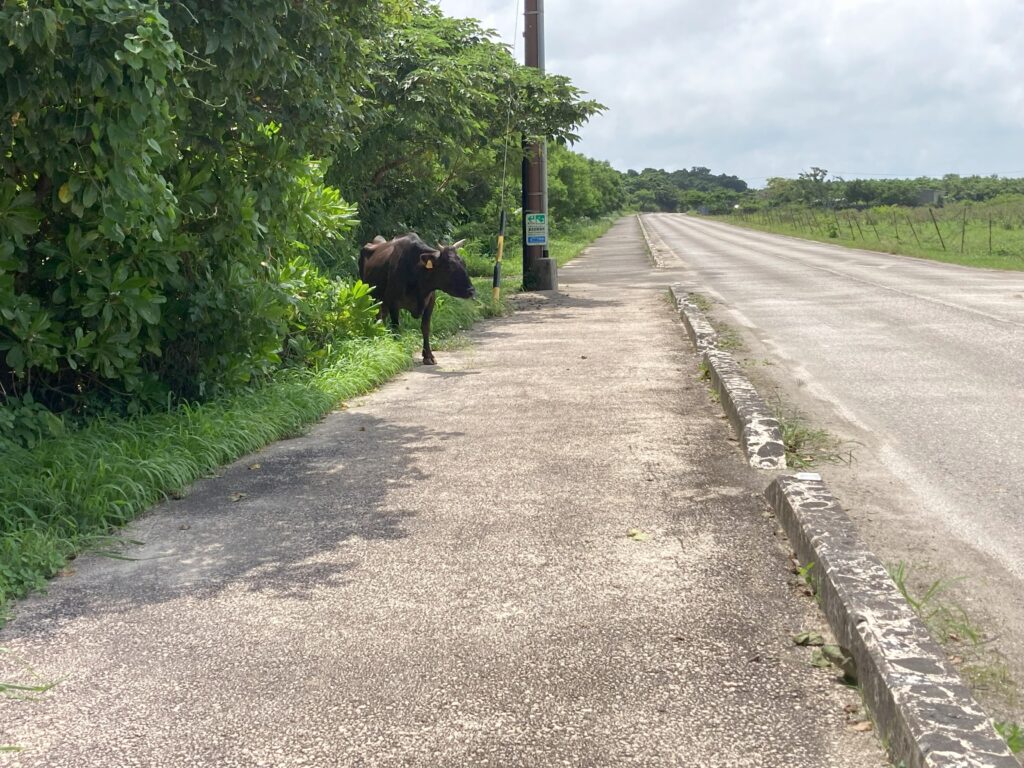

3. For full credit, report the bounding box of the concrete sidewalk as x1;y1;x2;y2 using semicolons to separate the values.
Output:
0;218;886;767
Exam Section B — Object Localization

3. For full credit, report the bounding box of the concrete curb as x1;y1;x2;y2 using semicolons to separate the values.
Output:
668;283;787;470
636;213;669;268
767;475;1020;768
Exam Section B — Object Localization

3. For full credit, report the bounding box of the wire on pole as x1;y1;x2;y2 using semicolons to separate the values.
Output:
493;0;521;305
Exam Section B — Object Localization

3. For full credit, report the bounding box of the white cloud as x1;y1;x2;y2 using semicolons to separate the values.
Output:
434;0;1024;184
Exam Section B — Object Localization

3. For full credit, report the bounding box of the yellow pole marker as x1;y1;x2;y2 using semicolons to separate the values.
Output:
492;210;507;304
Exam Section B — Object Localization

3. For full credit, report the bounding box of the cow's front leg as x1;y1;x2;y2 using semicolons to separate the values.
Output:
420;292;437;365
387;305;401;334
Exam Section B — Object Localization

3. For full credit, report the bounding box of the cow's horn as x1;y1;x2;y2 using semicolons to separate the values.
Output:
451;239;466;249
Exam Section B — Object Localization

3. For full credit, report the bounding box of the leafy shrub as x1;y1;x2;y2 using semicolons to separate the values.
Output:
0;394;64;451
456;240;495;278
0;1;374;416
280;257;384;369
1;0;185;411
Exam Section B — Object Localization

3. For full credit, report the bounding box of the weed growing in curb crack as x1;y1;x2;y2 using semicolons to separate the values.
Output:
687;292;712;312
716;328;744;351
796;560;816;591
994;721;1023;753
770;397;855;468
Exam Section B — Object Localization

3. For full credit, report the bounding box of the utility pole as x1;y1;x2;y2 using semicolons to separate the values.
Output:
522;0;557;290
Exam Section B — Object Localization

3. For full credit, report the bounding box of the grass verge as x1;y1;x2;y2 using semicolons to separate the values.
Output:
717;204;1024;271
0;216;617;623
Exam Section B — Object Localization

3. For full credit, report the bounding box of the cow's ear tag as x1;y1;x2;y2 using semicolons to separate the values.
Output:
425;259;434;269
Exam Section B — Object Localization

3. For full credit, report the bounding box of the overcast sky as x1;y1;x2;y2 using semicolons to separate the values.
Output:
434;0;1024;187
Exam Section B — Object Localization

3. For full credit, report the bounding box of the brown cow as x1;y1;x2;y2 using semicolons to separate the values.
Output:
358;234;475;365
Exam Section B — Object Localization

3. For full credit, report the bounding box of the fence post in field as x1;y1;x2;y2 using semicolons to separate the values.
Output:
867;213;881;241
892;210;900;241
929;208;947;251
853;214;865;241
960;207;967;254
906;215;922;247
989;215;993;255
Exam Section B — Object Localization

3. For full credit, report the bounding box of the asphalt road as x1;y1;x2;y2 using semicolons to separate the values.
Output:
0;219;884;767
643;212;1024;717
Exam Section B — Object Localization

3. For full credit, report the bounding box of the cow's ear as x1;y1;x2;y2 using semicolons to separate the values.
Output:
420;250;438;270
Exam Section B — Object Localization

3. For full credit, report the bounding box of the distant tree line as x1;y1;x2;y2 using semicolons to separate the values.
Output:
621;167;749;214
755;169;1024;209
545;161;754;219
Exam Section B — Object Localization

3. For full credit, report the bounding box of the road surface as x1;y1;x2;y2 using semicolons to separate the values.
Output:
643;212;1024;719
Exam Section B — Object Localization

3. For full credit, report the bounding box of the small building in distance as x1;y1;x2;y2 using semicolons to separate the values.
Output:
917;188;943;206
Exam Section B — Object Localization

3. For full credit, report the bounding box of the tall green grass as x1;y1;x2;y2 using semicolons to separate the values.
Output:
0;338;409;616
723;203;1024;271
548;216;619;266
0;217;618;618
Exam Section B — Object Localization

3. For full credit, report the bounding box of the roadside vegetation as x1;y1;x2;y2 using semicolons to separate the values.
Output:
717;169;1024;270
771;400;855;469
0;1;622;618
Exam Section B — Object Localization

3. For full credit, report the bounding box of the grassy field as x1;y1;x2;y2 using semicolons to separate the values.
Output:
721;201;1024;271
0;216;618;621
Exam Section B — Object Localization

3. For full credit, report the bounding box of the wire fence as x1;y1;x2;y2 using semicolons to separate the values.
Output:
734;203;1024;263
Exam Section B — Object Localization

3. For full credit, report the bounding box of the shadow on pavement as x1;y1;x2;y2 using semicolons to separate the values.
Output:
7;412;462;633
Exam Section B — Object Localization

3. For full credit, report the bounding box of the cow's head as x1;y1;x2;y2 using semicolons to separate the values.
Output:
420;239;475;300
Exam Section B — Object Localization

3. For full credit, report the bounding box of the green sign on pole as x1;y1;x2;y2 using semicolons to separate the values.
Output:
525;213;548;246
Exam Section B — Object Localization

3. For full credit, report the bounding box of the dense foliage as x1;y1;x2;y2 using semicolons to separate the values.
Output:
547;145;624;220
1;0;381;424
329;1;602;252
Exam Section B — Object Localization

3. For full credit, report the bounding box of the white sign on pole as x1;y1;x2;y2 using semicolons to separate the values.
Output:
525;213;548;246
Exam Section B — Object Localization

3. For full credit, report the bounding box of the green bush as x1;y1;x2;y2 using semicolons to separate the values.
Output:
280;257;385;369
0;0;376;417
1;0;185;410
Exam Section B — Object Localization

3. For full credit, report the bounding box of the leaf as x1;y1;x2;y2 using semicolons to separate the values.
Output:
5;345;25;373
821;644;846;665
809;650;831;668
626;528;649;541
134;301;160;325
793;631;825;647
230;493;247;502
849;721;874;733
58;183;72;204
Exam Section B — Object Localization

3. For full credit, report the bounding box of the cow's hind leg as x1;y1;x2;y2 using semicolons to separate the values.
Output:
420;293;437;365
